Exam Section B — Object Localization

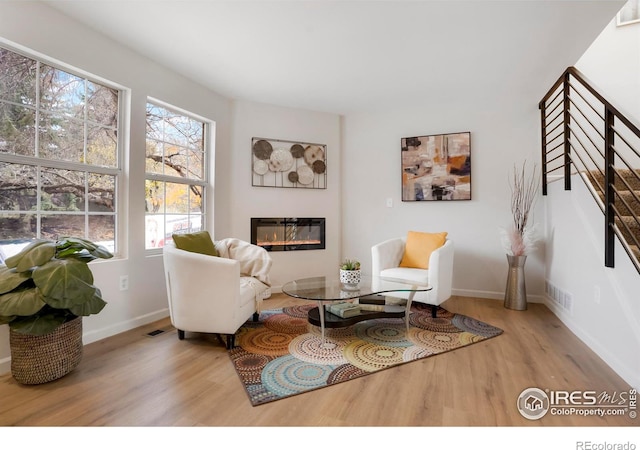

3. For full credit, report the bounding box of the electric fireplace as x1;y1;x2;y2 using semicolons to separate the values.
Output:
251;218;325;251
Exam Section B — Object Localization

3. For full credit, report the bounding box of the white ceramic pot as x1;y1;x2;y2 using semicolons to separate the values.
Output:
340;269;361;290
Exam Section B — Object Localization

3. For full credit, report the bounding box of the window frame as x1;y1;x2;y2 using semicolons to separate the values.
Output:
0;43;126;257
144;97;211;253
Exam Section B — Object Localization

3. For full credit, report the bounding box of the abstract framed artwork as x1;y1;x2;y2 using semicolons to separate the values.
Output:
252;137;327;189
401;131;471;201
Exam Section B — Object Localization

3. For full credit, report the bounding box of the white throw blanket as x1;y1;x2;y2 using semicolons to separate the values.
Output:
215;238;272;287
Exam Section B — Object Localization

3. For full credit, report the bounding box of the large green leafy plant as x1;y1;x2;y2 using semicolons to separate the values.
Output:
0;237;113;336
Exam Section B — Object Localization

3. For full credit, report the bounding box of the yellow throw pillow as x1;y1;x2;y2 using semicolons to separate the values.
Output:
172;231;219;257
399;231;448;269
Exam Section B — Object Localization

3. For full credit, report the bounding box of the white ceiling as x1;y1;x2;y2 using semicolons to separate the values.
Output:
43;0;623;115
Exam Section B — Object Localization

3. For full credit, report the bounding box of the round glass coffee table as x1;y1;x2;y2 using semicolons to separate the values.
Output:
282;275;432;348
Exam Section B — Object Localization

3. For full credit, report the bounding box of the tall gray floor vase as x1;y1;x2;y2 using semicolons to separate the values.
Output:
504;254;527;310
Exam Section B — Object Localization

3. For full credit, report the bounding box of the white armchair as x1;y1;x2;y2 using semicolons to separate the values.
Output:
371;237;454;317
162;238;272;348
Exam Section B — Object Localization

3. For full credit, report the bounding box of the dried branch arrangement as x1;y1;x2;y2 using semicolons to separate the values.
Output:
501;161;540;256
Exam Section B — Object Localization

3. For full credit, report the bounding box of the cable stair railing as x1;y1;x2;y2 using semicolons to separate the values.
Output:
539;66;640;275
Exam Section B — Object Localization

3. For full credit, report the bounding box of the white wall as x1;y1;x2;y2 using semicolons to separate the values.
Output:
341;100;546;302
227;100;342;289
0;2;232;372
545;177;640;389
577;18;640;120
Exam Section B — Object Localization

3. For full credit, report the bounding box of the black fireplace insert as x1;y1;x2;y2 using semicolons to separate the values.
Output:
251;218;325;251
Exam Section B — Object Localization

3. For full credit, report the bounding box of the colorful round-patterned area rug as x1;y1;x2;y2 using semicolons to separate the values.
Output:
228;304;503;406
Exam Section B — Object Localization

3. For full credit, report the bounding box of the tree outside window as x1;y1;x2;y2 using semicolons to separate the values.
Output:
145;101;207;249
0;47;120;262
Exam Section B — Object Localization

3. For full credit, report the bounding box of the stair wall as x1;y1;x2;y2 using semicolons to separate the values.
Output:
544;175;640;389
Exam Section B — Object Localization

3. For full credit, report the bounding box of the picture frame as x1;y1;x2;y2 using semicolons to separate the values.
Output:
251;137;327;189
617;0;640;26
401;131;471;201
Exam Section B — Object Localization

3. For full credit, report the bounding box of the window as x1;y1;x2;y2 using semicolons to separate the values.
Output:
145;101;207;249
0;46;121;260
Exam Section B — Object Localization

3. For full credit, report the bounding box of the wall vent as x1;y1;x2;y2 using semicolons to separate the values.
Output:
545;280;573;314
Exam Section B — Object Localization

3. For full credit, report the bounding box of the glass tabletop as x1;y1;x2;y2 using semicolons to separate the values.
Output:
282;274;432;302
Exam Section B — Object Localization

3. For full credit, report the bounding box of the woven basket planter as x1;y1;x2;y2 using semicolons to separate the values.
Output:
9;316;83;385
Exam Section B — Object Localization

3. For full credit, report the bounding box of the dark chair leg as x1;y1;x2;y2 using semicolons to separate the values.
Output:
178;329;185;340
226;334;235;349
431;305;437;318
253;312;259;322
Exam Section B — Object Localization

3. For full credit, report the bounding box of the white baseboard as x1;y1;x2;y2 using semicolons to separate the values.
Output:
544;296;640;390
0;356;9;376
452;288;545;303
82;308;170;345
0;308;170;376
270;284;283;294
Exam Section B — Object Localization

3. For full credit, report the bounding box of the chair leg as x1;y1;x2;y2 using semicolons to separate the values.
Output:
431;305;437;318
227;334;236;350
178;329;185;340
226;334;235;349
253;312;259;322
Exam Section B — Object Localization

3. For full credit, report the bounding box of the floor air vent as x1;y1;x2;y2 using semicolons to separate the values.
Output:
146;329;166;337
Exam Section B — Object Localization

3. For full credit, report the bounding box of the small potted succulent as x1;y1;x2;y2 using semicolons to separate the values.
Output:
339;258;361;290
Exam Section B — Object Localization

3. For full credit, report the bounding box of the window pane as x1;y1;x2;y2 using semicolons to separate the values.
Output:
173;115;203;149
0;102;36;156
40;65;85;120
167;214;191;235
86;81;118;127
188;214;203;233
88;173;115;212
189;185;202;213
0;213;36;241
145;102;205;181
164;144;188;178
145;214;163;249
41;168;85;211
163;110;191;147
41;214;84;240
0;49;37;107
0;162;37;211
88;215;115;251
39;112;84;162
145;180;164;213
145;104;163;141
188;148;204;179
87;124;117;167
145;139;163;174
166;182;188;214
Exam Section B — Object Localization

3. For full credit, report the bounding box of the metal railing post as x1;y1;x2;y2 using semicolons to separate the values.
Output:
563;72;572;191
541;103;548;196
604;108;615;268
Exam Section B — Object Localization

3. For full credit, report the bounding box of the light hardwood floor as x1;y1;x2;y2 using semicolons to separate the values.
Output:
0;294;636;427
